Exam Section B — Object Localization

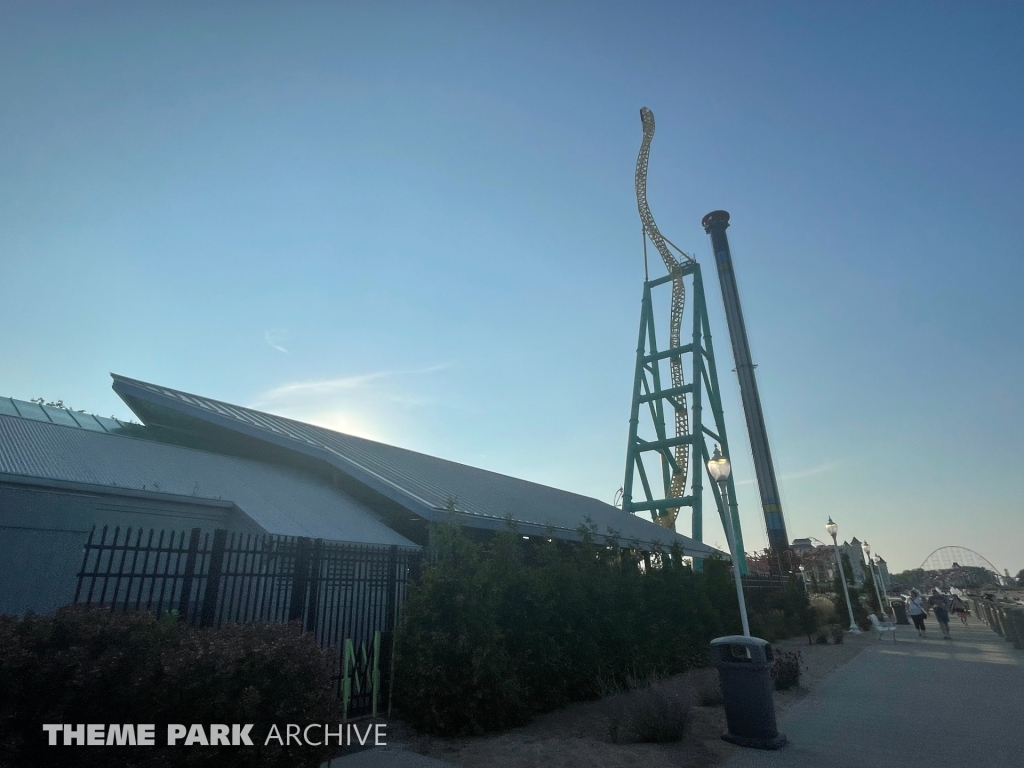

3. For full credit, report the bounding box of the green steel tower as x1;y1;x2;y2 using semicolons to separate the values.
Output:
622;108;745;568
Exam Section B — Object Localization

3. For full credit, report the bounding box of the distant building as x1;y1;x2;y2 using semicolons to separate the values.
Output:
837;537;868;587
791;536;877;591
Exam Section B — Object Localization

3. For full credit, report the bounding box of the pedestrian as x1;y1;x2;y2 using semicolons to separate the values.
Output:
950;594;969;626
929;589;953;639
907;589;928;637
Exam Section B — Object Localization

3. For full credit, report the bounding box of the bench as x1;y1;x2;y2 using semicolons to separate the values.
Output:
869;613;897;642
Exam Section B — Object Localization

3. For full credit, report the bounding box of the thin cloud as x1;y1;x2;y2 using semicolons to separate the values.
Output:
264;330;289;353
249;363;452;410
735;461;840;486
254;373;389;405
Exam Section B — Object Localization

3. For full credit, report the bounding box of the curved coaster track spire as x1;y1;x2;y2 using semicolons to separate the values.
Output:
634;107;693;529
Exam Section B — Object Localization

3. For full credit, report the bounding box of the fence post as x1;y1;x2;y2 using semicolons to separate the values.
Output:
371;630;381;718
289;537;312;624
384;545;398;632
200;529;228;628
177;528;202;619
73;526;97;605
303;539;323;634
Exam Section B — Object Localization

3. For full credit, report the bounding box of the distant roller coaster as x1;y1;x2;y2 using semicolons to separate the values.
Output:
919;546;1001;575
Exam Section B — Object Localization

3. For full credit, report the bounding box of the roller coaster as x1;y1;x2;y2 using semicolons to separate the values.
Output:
622;107;790;571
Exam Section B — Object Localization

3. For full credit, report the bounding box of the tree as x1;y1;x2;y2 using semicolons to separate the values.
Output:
832;553;869;628
1016;569;1024;587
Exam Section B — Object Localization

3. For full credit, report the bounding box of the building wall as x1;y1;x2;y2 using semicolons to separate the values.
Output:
0;482;261;615
836;543;867;587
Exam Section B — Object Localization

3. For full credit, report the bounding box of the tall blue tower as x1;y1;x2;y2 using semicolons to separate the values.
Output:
702;211;790;565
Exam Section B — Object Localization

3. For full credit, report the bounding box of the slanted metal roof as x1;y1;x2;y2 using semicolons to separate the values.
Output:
112;374;720;556
0;397;145;435
0;410;417;549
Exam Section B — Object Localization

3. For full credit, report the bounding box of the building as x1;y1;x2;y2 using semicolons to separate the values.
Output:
792;536;881;591
1;374;720;616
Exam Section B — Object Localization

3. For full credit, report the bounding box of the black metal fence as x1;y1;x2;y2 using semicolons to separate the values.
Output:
741;573;795;596
74;525;420;716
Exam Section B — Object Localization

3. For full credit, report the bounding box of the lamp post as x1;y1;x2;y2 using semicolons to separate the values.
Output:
873;554;887;599
708;445;750;637
862;541;888;620
826;517;860;633
798;564;808;592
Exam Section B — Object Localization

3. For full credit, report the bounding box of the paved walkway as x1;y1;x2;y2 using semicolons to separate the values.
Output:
725;620;1024;768
324;620;1023;768
324;746;457;768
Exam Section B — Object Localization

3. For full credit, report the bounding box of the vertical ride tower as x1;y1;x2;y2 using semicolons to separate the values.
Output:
622;108;745;567
701;211;790;564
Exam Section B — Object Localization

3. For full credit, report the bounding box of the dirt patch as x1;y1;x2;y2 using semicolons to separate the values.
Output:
388;632;874;767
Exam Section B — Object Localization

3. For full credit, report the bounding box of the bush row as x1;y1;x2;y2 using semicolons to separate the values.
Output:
0;608;341;768
393;521;818;735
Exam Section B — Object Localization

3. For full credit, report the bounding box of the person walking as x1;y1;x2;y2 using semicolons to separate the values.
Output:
907;589;928;637
950;594;969;626
929;589;953;639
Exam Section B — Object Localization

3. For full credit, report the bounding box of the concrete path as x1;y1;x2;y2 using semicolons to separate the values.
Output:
725;621;1024;768
324;745;458;768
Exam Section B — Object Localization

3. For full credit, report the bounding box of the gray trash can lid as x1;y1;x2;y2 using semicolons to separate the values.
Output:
710;635;772;649
710;635;774;663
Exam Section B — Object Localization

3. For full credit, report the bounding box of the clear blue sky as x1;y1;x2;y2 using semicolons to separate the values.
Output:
2;2;1021;575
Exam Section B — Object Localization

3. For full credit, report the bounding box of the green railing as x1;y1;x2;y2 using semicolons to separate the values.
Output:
339;630;389;720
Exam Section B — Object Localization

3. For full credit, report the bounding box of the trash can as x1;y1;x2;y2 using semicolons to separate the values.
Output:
710;635;786;750
889;599;909;625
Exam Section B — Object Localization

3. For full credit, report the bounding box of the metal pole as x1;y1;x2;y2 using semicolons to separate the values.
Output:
870;558;888;620
720;479;750;637
702;211;789;568
832;536;860;633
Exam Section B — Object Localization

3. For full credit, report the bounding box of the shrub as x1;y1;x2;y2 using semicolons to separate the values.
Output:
814;630;829;645
770;650;803;691
622;687;691;743
0;607;341;768
829;624;845;644
393;522;737;735
393;521;821;736
810;595;840;625
607;682;692;743
746;578;819;643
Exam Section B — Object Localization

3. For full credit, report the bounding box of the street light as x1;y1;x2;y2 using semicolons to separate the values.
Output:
862;541;888;620
708;445;750;637
873;554;887;598
826;517;861;633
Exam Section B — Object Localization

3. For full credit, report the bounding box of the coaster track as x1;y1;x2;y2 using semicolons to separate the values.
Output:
635;107;694;528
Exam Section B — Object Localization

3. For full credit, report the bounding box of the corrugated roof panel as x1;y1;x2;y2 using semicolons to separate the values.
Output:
110;374;718;555
0;413;417;548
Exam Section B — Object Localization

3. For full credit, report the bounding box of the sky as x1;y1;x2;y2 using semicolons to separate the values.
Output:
1;1;1021;575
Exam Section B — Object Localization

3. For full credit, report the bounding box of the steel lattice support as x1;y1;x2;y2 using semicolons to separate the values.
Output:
621;261;746;570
